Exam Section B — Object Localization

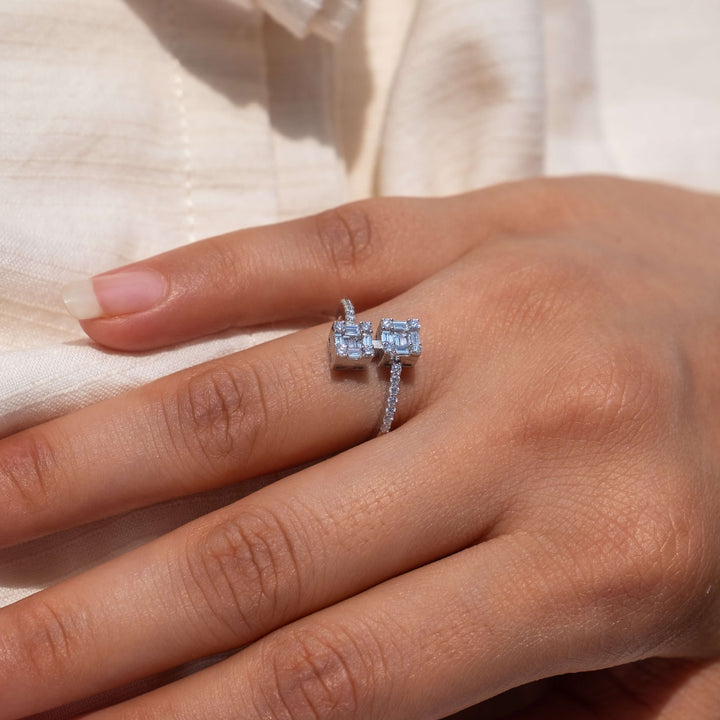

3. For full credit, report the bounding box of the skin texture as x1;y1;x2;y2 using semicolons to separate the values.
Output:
1;177;720;718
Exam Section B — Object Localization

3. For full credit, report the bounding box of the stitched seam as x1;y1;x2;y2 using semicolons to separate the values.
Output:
165;0;197;243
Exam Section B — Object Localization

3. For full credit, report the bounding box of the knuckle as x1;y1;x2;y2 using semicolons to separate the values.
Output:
200;236;243;293
515;340;669;451
11;599;84;682
490;177;605;235
258;627;389;720
183;506;304;642
484;251;599;339
314;203;376;280
162;363;271;472
594;501;684;604
563;468;709;653
0;431;59;515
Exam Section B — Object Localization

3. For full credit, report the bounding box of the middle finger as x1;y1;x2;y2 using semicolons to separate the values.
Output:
0;294;446;547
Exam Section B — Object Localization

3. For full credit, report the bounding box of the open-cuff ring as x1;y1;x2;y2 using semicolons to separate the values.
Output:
329;299;422;434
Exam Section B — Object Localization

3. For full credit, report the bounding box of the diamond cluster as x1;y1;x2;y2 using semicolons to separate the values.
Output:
329;319;374;369
376;318;421;366
328;300;422;434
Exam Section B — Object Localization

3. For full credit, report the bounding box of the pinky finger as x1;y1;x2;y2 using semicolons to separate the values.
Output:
501;659;720;720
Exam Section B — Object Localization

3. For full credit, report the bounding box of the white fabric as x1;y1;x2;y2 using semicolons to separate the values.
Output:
378;0;547;195
1;0;719;712
591;0;720;188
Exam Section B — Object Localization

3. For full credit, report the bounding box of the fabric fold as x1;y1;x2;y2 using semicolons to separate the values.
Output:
377;0;546;196
233;0;362;41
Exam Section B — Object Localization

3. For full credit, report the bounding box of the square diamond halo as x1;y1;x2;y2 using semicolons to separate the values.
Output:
329;320;374;369
376;318;421;366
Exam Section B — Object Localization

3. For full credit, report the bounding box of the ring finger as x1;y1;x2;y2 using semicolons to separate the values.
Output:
2;274;461;547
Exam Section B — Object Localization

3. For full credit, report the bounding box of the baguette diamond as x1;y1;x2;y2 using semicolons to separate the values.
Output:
329;300;374;369
376;318;422;366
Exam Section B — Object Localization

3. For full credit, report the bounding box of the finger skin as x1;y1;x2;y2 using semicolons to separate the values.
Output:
0;325;338;546
82;175;694;351
0;414;511;718
78;195;483;351
66;535;650;720
502;659;720;720
0;272;460;547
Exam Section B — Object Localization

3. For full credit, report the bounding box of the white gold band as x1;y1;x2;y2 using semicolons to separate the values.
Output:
379;360;402;434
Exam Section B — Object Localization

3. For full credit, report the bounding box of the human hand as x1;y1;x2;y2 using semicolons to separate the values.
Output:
2;177;720;718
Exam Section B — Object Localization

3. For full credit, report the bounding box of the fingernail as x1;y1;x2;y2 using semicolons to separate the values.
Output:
62;269;167;320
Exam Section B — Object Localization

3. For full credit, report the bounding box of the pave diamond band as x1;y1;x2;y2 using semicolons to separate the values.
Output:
340;298;355;324
379;360;403;434
328;299;421;434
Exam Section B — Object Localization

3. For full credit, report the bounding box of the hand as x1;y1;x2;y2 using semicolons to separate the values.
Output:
2;177;720;719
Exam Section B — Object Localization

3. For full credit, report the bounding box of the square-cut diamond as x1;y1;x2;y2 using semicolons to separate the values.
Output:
329;320;374;369
376;318;421;366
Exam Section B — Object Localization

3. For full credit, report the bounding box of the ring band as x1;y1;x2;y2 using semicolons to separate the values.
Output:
329;299;421;434
340;298;355;324
379;360;402;434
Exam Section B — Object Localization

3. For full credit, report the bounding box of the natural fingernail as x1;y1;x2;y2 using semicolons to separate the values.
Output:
62;270;168;320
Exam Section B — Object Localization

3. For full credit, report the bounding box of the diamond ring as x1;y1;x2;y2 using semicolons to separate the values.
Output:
328;299;421;434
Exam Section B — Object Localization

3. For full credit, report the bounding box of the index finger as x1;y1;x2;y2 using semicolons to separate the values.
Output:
63;194;484;351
